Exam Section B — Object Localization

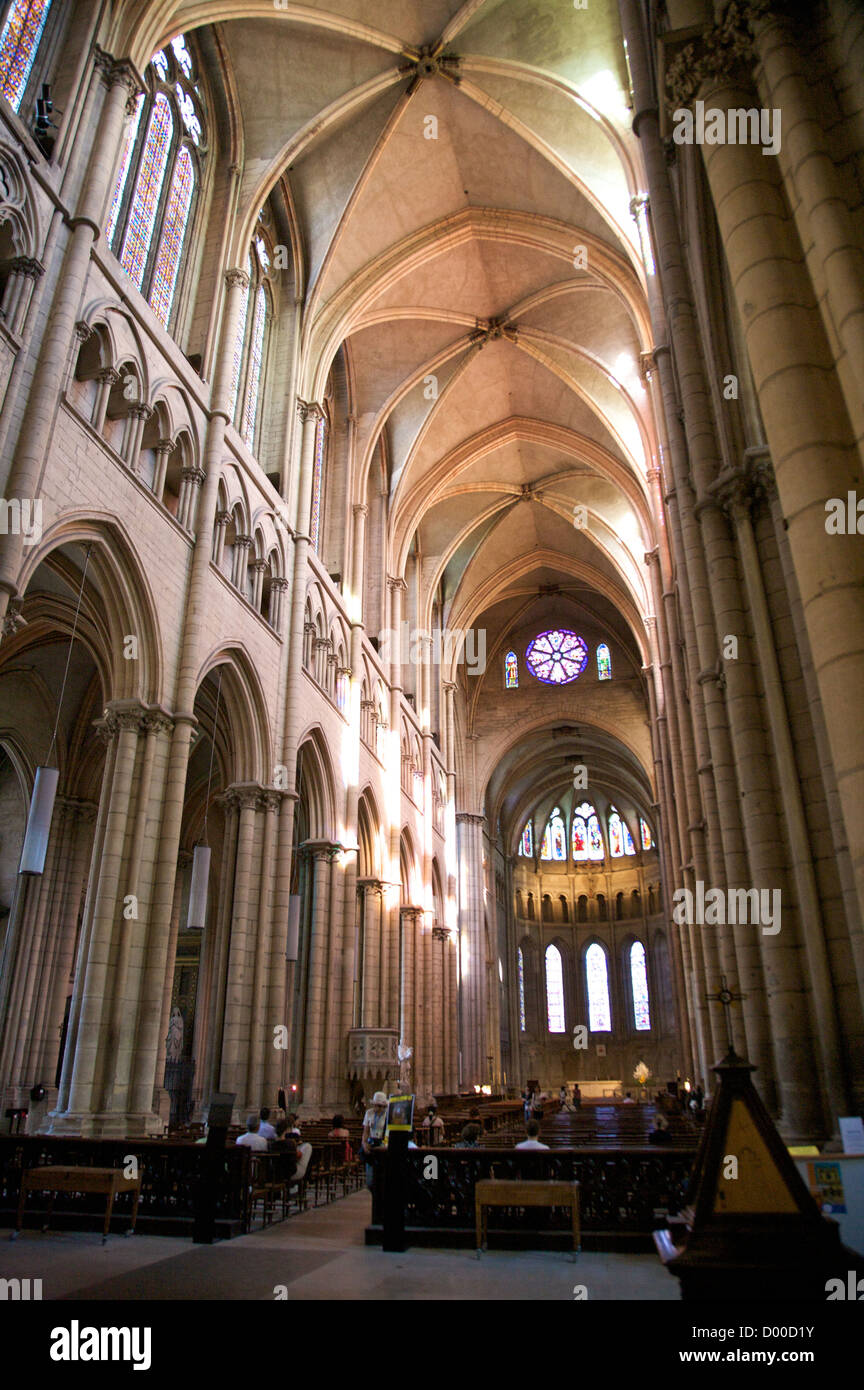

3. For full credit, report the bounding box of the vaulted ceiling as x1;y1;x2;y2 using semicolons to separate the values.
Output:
117;0;660;815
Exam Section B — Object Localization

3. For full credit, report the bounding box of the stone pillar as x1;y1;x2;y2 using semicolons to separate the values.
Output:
268;576;289;633
177;466;205;533
671;8;864;941
123;403;152;469
212;510;231;567
231;534;252;592
0;256;44;337
91;367;120;433
250;558;268;613
456;811;487;1088
152;438;174;502
301;841;340;1109
218;787;261;1105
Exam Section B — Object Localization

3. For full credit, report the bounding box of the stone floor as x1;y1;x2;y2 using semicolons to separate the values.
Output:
0;1192;678;1301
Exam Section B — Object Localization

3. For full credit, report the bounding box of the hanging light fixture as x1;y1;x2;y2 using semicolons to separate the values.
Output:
187;667;222;929
19;543;92;875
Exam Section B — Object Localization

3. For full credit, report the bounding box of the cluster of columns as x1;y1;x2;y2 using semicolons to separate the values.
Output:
619;0;863;1133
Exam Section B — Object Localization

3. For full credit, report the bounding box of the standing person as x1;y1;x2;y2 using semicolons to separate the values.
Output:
421;1104;444;1143
531;1090;545;1120
522;1087;532;1123
329;1113;353;1163
361;1091;388;1189
572;1083;582;1110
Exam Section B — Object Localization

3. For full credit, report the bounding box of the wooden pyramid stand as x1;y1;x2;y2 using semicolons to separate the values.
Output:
655;1047;864;1301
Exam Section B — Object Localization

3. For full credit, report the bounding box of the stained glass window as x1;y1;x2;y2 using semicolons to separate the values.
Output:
106;93;144;246
255;234;270;269
310;415;326;549
505;650;518;689
119;94;173;287
575;802;604;859
572;814;587;860
640;817;654;851
545;944;565;1033
609;808;625;858
520;821;533;857
586;943;611;1032
228;261;252;419
518;948;526;1032
597;642;612;680
623;819;636;855
149;145;194;325
107;36;204;334
241;284;268;448
0;0;51;112
630;941;651;1030
171;34;193;79
526;629;588;684
541;807;566;861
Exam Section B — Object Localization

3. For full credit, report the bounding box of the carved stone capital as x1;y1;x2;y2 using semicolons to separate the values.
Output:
455;811;486;827
2;597;27;638
386;575;408;592
665;0;772;108
296;398;325;423
225;267;250;291
94;49;143;104
270;577;289;592
432;924;451;942
233;534;252;551
96;367;120;387
215;509;232;527
353;503;368;519
8;256;43;280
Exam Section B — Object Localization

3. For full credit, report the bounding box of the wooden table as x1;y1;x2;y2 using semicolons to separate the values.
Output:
475;1178;580;1257
13;1165;143;1244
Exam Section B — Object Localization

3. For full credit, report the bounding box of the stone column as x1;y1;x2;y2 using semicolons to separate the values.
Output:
177;466;205;533
247;791;279;1105
127;266;251;1120
152;438;174;502
456;811;487;1088
0;53;141;619
123;403;152;469
1;256;44;337
672;7;864;941
212;510;231;567
250;558;268;613
231;534;252;592
300;841;340;1109
91;367;120;433
218;787;261;1105
268;575;289;633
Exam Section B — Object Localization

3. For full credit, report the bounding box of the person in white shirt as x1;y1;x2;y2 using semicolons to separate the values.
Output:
258;1107;277;1141
515;1120;549;1150
235;1115;269;1150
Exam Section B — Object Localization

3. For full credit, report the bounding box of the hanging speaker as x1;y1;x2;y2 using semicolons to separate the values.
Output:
19;766;59;875
187;844;211;929
286;894;301;961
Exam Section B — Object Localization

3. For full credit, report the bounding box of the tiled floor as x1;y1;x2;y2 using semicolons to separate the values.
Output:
0;1192;678;1301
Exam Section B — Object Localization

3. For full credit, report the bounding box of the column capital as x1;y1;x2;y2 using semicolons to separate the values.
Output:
643;547;660;566
96;366;120;387
225;267;249;291
664;1;770;107
386;575;408;592
296;398;325;423
155;437;175;455
270;576;289;592
2;596;26;638
302;838;343;862
215;509;231;527
233;534;253;551
456;811;486;827
357;877;384;894
9;256;44;280
94;48;144;103
353;503;368;518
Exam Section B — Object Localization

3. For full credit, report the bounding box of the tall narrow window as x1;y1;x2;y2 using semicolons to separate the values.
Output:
572;811;587;860
107;36;205;332
240;283;268;448
640;817;654;851
505;650;518;689
575;802;604;860
0;0;51;112
630;941;651;1030
609;807;625;857
310;414;326;550
586;943;611;1032
518;948;526;1032
520;820;533;857
545;944;565;1033
227;260;252;419
541;807;566;861
622;819;636;855
596;642;612;680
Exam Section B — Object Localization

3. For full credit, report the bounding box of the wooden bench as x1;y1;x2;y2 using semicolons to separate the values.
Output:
474;1178;580;1258
13;1165;143;1244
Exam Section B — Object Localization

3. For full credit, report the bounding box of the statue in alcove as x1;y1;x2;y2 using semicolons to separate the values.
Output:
166;1006;184;1063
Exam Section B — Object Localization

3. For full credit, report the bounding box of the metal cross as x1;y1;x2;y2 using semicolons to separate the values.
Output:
706;975;746;1052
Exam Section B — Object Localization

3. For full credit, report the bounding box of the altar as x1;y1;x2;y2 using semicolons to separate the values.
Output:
566;1080;623;1100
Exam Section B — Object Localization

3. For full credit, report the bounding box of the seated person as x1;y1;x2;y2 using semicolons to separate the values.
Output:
515;1120;549;1150
293;1136;313;1182
328;1113;354;1162
454;1123;481;1148
648;1115;670;1145
235;1115;269;1150
622;1091;636;1105
258;1106;277;1141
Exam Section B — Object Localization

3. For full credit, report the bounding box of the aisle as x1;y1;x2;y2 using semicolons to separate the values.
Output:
0;1192;676;1301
